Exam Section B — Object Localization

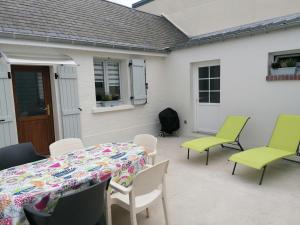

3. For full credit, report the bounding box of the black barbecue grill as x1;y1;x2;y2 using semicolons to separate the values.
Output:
159;108;180;136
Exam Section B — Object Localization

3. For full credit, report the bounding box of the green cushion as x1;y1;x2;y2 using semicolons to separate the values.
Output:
268;114;300;153
229;147;293;170
216;116;250;141
181;137;232;153
229;114;300;170
181;115;249;153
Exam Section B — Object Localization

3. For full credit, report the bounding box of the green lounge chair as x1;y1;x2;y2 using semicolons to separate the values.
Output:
181;116;250;165
230;114;300;185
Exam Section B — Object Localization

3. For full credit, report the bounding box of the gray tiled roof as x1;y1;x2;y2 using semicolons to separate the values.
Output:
0;0;188;53
175;12;300;50
0;0;299;53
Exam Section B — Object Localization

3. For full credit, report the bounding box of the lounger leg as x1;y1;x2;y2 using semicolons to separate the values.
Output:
232;162;237;175
146;208;150;218
259;166;267;185
187;148;190;160
205;149;209;165
237;141;244;151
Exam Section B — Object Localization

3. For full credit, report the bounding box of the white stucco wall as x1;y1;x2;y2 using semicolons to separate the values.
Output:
137;0;300;36
164;27;300;148
0;42;168;146
69;51;168;144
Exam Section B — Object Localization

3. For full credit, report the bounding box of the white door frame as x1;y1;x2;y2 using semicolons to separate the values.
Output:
192;59;221;134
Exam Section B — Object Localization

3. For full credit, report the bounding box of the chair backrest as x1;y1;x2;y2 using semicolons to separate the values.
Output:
24;180;109;225
133;134;157;154
268;114;300;153
0;143;45;170
133;160;169;196
216;116;250;141
49;138;84;157
51;180;109;225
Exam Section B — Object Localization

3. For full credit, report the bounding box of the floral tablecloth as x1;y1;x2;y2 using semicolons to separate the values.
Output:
0;142;146;225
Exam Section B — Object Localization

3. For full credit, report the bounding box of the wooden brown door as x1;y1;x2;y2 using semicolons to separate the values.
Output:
12;66;55;155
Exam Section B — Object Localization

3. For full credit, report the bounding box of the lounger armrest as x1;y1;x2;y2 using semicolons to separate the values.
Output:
110;181;132;195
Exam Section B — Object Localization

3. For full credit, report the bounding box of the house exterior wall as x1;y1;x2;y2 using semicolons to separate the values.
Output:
136;0;300;36
164;27;300;148
1;26;300;149
70;51;168;144
0;42;167;146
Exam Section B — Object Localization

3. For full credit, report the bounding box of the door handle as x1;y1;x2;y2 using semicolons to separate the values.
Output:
0;119;5;122
42;105;51;116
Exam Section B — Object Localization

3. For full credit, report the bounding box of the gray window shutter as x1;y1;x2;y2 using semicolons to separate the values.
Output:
57;65;81;138
130;59;147;105
0;59;18;147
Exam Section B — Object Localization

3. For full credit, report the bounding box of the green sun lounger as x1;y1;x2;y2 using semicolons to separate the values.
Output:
181;116;250;165
229;114;300;185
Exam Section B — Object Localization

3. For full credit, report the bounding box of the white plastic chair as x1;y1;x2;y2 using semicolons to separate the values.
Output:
133;134;157;165
49;138;84;157
107;160;170;225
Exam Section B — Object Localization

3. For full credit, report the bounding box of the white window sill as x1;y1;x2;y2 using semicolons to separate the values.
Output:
198;103;220;106
92;104;135;114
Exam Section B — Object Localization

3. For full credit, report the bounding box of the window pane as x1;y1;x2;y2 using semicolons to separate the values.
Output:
94;61;104;83
107;61;120;100
210;92;220;103
14;71;46;116
94;60;105;101
198;67;209;79
210;66;220;78
199;79;209;91
210;78;220;90
109;86;120;100
95;82;105;101
199;92;209;103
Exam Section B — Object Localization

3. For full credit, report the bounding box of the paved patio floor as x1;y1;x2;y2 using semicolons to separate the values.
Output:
112;137;300;225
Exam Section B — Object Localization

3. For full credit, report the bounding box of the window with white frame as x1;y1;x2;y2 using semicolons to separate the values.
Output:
94;59;121;104
198;65;220;103
269;52;300;76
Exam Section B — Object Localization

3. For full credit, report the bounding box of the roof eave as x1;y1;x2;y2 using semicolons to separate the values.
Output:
0;32;171;54
173;13;300;50
132;0;154;8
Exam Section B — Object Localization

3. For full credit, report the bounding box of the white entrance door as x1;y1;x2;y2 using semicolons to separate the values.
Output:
193;61;221;134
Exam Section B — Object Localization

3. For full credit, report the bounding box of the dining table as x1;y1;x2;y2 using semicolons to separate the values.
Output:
0;142;146;225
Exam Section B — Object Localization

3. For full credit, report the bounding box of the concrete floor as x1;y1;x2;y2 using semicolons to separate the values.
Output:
112;137;300;225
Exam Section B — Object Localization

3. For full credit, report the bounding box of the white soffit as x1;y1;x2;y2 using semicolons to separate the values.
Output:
0;51;78;66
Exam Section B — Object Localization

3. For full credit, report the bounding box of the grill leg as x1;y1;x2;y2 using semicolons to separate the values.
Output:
187;149;190;160
205;149;209;165
232;162;237;175
259;166;267;185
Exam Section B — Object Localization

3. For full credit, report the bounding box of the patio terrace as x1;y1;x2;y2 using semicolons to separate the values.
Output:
112;136;300;225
